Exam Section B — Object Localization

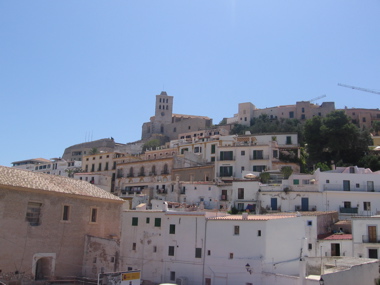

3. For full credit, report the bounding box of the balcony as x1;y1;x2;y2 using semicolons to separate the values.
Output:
324;184;380;192
221;194;228;201
138;172;145;177
294;205;317;211
157;189;168;194
250;155;269;160
339;207;358;214
362;235;380;243
217;156;236;161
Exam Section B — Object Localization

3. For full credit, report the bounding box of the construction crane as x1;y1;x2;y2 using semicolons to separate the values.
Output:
338;83;380;95
309;94;326;103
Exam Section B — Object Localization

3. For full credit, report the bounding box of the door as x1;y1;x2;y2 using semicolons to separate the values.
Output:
368;226;377;243
271;198;277;211
301;197;309;211
331;243;340;256
343;180;350;191
368;181;374;192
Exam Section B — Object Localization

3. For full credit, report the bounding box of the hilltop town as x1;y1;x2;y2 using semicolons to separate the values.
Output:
2;92;380;285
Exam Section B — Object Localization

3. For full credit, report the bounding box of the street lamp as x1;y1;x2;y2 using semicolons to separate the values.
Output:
319;277;324;285
245;263;252;275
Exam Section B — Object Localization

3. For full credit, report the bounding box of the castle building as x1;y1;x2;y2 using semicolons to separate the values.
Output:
141;91;213;141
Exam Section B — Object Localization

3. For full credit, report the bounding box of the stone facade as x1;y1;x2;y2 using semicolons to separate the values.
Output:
0;166;124;282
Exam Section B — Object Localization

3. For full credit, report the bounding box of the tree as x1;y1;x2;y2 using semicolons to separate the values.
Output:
280;166;293;179
142;139;161;152
89;147;99;155
358;155;380;172
304;111;372;167
372;121;380;136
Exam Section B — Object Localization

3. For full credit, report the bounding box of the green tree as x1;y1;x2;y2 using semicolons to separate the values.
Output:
315;162;330;172
142;139;161;152
89;147;99;155
372;121;380;135
358;155;380;172
280;166;293;179
304;111;372;166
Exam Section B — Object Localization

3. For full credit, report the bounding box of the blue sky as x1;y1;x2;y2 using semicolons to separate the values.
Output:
1;1;379;166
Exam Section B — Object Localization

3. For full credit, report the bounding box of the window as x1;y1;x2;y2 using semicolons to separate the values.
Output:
146;217;150;224
258;230;261;236
234;225;240;235
252;150;263;159
356;183;360;188
326;180;330;183
93;257;97;263
344;201;351;208
307;220;312;226
62;205;70;221
132;243;136;250
105;162;109;171
364;202;371;211
155;218;161;227
241;150;245;156
170;271;176;281
302;107;305;113
273;150;278;158
195;248;202;258
90;208;98;223
241;166;245;172
363;117;366;122
98;163;102;171
286;136;292;144
211;144;216;154
194;146;202;153
293;179;299;185
229;253;234;259
308;243;312;250
110;256;115;263
301;114;306;120
91;164;95;172
219;166;233;177
238;188;244;199
289;111;294;118
220;151;233;161
153;246;157;253
169;224;176;234
252;165;265;172
132;217;138;226
168;246;175;256
26;202;42;226
208;250;211;256
369;249;378;259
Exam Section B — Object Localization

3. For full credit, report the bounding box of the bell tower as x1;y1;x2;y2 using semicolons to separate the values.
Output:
153;91;173;134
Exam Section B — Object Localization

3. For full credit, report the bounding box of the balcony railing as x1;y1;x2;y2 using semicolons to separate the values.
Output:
339;207;358;214
157;189;168;194
324;184;380;192
138;172;145;177
217;172;235;178
362;235;380;243
221;195;228;201
217;156;236;161
161;171;169;175
250;155;269;160
294;205;317;211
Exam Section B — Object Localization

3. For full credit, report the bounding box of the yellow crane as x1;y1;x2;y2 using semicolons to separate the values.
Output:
338;83;380;95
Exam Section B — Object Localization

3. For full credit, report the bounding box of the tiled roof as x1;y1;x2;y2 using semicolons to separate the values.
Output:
0;165;123;202
318;233;352;240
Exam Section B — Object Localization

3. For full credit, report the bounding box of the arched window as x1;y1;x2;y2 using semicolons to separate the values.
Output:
163;164;168;175
139;166;145;176
151;165;156;175
129;167;134;177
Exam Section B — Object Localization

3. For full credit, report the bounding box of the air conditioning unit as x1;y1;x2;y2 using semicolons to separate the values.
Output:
176;277;188;285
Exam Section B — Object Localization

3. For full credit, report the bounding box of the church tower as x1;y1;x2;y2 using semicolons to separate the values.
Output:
152;91;173;134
